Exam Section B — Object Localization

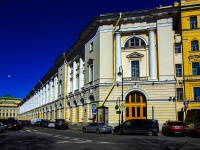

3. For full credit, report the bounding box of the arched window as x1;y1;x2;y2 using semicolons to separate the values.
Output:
125;37;146;48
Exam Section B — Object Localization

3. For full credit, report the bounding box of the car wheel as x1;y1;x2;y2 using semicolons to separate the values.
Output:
147;130;153;136
116;129;123;135
96;129;100;134
83;128;87;133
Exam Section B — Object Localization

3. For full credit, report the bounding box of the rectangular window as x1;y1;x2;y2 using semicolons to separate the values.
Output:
191;41;199;51
70;78;73;92
143;107;146;117
137;107;140;117
178;111;184;121
76;75;79;90
90;42;93;52
176;64;182;77
132;107;135;117
177;88;183;101
136;94;140;103
190;16;197;29
89;64;94;82
131;93;135;103
175;43;181;53
192;62;200;75
125;97;129;103
194;87;200;101
131;61;139;77
126;107;129;117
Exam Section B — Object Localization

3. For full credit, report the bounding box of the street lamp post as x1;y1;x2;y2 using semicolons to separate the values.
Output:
115;97;121;125
118;66;124;123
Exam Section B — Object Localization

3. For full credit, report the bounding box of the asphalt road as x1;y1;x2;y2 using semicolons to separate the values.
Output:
0;125;200;150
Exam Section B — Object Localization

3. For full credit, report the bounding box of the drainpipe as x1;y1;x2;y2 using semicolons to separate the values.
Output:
173;38;178;121
102;13;122;106
63;52;67;121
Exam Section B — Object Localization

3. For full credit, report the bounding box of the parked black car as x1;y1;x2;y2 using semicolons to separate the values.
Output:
55;119;68;129
40;119;46;127
42;120;50;128
5;120;22;130
113;119;159;136
33;121;41;126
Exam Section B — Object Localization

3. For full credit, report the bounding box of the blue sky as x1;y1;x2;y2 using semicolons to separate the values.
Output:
0;0;177;99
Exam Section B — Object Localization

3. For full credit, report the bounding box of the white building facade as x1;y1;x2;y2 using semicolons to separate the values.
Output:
19;5;184;127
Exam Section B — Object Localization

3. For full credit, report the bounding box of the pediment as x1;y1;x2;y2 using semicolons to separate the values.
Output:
192;37;198;41
126;52;144;58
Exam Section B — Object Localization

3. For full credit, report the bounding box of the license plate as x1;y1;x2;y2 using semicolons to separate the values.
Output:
174;132;181;134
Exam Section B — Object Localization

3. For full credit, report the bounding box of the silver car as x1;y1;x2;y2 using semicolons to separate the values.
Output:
82;123;113;134
0;121;5;133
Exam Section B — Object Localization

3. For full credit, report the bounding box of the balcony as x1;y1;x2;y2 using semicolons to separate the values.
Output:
123;76;148;81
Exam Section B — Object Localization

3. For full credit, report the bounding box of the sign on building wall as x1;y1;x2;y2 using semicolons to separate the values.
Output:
91;103;97;115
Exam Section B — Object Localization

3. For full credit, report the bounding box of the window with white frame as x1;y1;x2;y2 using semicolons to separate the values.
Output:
176;64;182;77
76;74;79;90
190;16;197;29
192;62;200;75
191;40;199;51
175;43;181;53
89;64;94;82
131;61;139;77
176;88;183;101
125;37;146;48
70;78;73;93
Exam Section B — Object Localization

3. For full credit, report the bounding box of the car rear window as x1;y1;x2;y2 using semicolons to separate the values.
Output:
169;122;184;125
8;120;17;124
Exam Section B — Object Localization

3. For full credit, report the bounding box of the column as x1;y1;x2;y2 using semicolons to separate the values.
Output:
46;83;49;104
54;76;58;100
115;31;122;82
148;28;157;80
50;81;53;102
67;65;71;93
72;60;77;93
79;57;84;90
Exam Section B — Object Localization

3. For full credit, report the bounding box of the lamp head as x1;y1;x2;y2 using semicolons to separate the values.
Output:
117;72;122;76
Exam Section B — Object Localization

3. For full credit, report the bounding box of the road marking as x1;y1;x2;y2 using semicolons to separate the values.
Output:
21;127;113;144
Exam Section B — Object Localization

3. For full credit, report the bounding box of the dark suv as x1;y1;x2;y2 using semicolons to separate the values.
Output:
113;119;159;136
55;119;68;129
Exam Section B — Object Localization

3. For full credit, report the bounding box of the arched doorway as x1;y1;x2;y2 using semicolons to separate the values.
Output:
125;91;147;120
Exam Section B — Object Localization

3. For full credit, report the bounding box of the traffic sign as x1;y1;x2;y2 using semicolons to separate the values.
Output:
119;102;126;111
92;109;96;114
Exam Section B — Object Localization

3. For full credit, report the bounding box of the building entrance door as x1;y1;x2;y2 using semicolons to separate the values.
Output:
125;91;146;120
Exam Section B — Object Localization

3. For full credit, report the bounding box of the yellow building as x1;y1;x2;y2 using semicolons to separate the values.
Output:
174;0;200;125
0;95;21;121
